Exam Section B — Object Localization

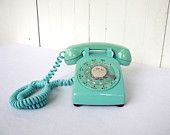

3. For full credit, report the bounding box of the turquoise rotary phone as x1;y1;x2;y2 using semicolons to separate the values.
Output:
9;42;131;109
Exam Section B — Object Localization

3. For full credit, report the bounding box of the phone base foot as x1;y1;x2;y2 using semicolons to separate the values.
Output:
116;104;124;107
73;104;82;107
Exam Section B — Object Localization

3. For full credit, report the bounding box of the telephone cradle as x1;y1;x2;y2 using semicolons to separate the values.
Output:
9;42;131;109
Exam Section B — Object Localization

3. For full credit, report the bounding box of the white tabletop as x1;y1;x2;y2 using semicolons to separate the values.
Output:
0;44;170;135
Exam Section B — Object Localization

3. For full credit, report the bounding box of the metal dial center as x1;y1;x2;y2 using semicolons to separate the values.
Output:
91;66;107;79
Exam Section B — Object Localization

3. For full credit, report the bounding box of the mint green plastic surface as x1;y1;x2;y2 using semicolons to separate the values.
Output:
64;42;131;66
9;42;131;109
70;44;131;106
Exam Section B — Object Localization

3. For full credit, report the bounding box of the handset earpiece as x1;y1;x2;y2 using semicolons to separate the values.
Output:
115;48;131;66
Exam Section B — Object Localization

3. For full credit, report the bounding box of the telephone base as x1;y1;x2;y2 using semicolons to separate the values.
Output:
73;74;125;106
72;46;127;107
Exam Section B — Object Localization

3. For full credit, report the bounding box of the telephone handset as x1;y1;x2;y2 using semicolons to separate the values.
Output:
64;42;131;66
9;42;131;109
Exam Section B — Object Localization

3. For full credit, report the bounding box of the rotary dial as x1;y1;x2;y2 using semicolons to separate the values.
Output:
77;58;120;91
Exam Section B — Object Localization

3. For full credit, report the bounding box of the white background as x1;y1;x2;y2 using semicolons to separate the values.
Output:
1;1;170;135
0;0;170;68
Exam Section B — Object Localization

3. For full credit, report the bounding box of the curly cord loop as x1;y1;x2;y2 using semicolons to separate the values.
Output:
9;51;74;109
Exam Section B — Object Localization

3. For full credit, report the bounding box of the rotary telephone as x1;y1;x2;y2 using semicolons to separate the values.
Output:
9;42;131;109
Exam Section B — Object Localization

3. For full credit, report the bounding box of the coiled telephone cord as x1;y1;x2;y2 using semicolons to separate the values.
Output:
9;51;74;109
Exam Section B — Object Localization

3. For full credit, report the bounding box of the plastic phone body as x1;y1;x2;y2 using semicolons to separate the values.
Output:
64;42;131;106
